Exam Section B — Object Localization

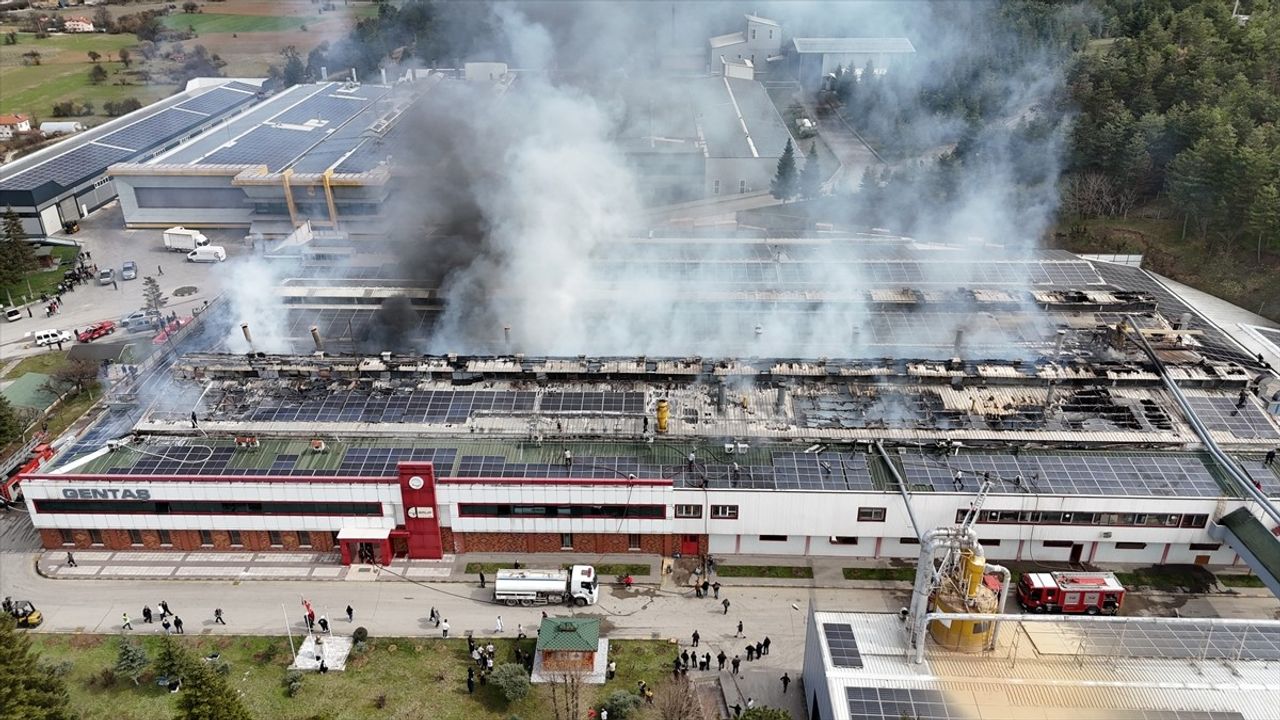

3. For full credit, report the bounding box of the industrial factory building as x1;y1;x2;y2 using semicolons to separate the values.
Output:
108;80;415;239
0;80;265;239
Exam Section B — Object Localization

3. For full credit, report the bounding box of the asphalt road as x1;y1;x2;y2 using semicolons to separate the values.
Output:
1;202;239;362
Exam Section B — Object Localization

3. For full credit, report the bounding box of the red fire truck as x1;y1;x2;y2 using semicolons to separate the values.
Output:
1017;572;1125;615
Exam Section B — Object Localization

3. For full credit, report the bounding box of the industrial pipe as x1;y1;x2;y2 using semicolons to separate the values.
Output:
310;326;324;352
656;399;669;434
241;323;253;347
874;441;923;541
983;563;1012;651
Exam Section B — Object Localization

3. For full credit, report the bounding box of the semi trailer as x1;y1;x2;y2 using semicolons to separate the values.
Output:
493;565;599;606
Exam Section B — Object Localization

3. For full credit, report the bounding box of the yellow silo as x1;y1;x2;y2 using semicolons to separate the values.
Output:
656;399;669;434
928;548;998;652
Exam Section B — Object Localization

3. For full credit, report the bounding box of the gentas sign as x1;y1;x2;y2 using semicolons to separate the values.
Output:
62;488;152;500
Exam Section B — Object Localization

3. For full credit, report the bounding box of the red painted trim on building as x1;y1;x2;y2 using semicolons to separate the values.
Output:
1159;543;1171;564
23;473;394;484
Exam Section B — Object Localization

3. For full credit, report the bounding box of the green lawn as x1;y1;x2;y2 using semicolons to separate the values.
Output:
161;13;324;33
463;562;651;577
1113;565;1216;593
2;351;69;381
842;567;915;581
715;565;814;579
1217;573;1266;588
0;60;171;122
30;634;674;720
2;247;81;308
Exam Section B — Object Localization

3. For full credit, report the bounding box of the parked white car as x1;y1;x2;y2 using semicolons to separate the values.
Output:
34;329;74;347
186;246;226;263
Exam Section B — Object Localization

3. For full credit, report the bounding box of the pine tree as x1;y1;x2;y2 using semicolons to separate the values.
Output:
115;637;150;686
176;657;253;720
770;139;797;201
1;206;37;289
798;142;822;200
0;395;25;446
0;615;75;720
1246;184;1280;263
142;276;168;319
154;635;192;679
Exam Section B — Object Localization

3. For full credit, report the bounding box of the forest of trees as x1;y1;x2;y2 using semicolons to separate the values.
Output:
834;0;1280;258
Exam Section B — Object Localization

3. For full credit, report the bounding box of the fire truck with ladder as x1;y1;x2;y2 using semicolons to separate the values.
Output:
1017;571;1125;615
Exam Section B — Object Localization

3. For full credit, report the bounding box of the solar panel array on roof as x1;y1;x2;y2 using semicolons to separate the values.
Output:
174;87;256;116
0;143;132;190
1184;396;1280;439
1035;622;1280;662
823;623;864;668
541;392;645;414
96;109;210;152
105;444;456;477
243;390;536;424
201;126;325;169
899;452;1225;497
223;81;262;93
844;689;1242;720
273;93;373;126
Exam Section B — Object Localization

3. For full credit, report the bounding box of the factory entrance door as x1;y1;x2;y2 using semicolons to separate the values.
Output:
1069;544;1084;565
680;535;700;556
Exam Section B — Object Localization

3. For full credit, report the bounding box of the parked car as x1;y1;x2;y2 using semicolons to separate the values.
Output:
76;321;117;343
4;308;21;323
34;329;73;347
186;246;226;263
98;268;115;285
121;261;138;280
120;309;160;331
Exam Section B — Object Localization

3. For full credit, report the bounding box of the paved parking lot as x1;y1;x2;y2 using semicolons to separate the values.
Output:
1;202;243;361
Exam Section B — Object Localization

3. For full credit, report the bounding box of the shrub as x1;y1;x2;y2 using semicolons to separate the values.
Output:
374;693;387;709
86;667;117;690
44;660;74;678
283;669;303;697
600;689;642;719
352;626;368;643
491;663;530;703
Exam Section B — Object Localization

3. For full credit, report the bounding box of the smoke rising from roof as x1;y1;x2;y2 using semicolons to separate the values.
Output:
371;1;1078;358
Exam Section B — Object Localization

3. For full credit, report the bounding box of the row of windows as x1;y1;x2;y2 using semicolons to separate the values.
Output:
677;505;886;522
955;509;1210;529
458;504;666;519
61;529;323;548
36;500;383;517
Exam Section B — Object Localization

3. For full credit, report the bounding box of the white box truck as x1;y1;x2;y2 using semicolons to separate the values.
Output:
163;227;209;252
493;565;598;606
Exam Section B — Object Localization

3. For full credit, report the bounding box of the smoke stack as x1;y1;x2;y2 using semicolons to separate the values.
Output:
1043;382;1056;413
953;329;965;358
775;387;787;413
320;66;327;79
380;67;388;85
240;323;253;348
1054;329;1067;356
503;325;511;347
716;382;726;413
310;326;324;352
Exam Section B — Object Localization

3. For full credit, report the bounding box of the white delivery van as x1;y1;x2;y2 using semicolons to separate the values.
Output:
34;329;74;347
186;245;226;263
163;227;209;252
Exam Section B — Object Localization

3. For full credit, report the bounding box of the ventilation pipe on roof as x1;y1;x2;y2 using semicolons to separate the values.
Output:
310;326;323;352
774;387;787;414
380;67;388;85
240;323;253;349
1054;328;1067;356
503;325;511;348
716;381;726;413
320;66;328;80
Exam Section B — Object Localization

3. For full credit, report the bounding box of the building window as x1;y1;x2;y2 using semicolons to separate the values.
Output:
751;28;756;39
857;507;886;522
674;505;703;519
1042;540;1074;548
560;533;573;549
628;534;642;551
268;531;283;547
158;530;172;546
760;535;788;542
59;529;74;545
1115;542;1148;550
1189;542;1221;551
199;530;213;547
769;29;773;39
298;532;312;548
710;505;739;519
228;530;242;547
899;537;919;545
739;179;746;193
713;179;720;195
459;503;665;519
1181;514;1209;528
983;539;1000;546
88;529;103;546
128;529;143;546
829;536;858;545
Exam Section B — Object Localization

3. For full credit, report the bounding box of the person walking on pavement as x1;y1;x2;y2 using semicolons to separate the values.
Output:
754;641;763;658
66;552;77;567
701;580;710;597
494;615;504;633
173;616;184;634
781;673;791;693
142;605;153;624
441;619;450;638
691;630;700;647
746;644;755;662
746;697;755;710
762;636;771;655
214;608;225;625
712;581;721;599
731;655;741;674
122;613;132;631
722;598;730;615
736;620;744;638
732;703;742;718
162;619;171;634
717;650;727;670
479;571;486;588
159;600;171;620
346;604;354;622
702;652;711;671
318;616;329;633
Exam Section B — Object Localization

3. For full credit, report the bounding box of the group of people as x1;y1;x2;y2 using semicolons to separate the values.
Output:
122;600;189;634
464;632;535;694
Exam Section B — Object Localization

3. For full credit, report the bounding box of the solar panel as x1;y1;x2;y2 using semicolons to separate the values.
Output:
201;126;325;169
845;687;956;720
1045;622;1280;662
0;143;132;191
174;87;256;116
272;92;372;126
540;392;645;414
98;108;211;151
823;623;864;668
899;452;1225;497
1184;395;1280;440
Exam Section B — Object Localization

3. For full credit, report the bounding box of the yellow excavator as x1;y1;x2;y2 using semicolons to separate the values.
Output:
3;597;43;628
